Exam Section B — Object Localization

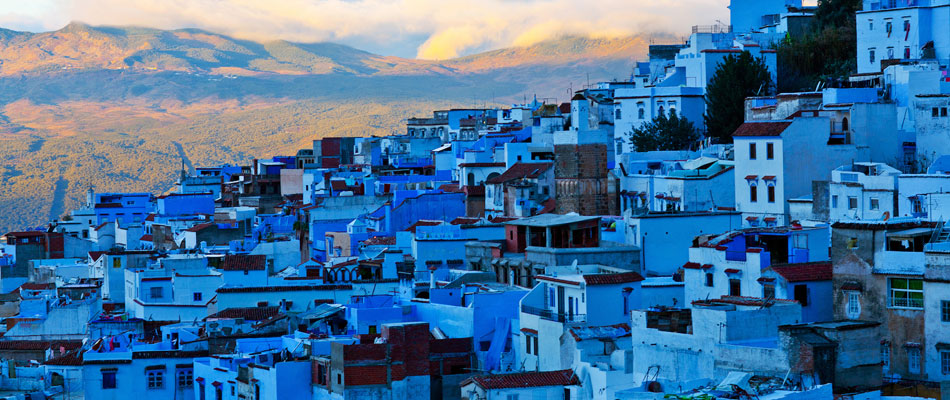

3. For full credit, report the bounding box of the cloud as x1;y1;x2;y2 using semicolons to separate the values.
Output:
0;0;730;59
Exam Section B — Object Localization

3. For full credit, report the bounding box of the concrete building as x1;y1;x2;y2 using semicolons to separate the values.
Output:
829;162;901;222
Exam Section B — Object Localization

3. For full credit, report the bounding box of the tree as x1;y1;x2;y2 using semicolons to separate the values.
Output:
775;0;860;92
704;51;773;144
628;110;701;152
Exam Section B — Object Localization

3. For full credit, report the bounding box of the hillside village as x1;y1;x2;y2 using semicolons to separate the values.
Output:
2;0;950;399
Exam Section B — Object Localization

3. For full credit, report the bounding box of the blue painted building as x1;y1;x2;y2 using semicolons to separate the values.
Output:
761;262;834;323
156;193;215;217
93;192;154;225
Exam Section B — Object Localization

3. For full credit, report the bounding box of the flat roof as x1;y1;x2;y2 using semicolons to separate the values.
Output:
506;214;599;227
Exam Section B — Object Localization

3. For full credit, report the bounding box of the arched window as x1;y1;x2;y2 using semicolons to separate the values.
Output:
467;172;476;186
658;106;665;116
841;117;849;131
638;107;645;119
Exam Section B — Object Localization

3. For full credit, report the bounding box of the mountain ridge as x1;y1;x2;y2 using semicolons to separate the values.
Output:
0;22;647;78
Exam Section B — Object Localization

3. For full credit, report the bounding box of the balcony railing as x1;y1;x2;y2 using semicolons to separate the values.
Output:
692;25;732;34
521;304;586;324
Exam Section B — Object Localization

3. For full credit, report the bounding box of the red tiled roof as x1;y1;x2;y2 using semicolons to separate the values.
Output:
745;175;758;180
0;340;82;351
20;282;55;290
216;284;354;293
404;220;443;233
94;222;109;231
770;262;833;282
458;162;505;168
558;103;571;114
520;328;538;335
489;216;519;223
185;223;214;232
583;272;644;285
88;251;107;262
701;49;742;53
5;231;46;238
450;217;481;225
145;214;156;222
438;184;463;193
762;175;776;180
220;255;267;271
362;236;396;246
764;217;777;222
693;295;797;307
44;350;83;366
205;306;281;321
724;268;741;274
683;262;701;270
732;121;792;137
464;369;580;390
486;162;553;184
140;234;153;241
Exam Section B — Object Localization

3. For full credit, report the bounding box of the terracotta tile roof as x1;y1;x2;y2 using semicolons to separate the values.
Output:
732;121;792;137
0;340;82;351
489;216;519;223
458;162;505;168
362;236;396;246
185;223;214;232
682;262;712;270
5;231;46;238
44;350;83;366
724;268;741;274
693;295;798;307
140;234;153;241
438;184;463;193
220;255;267;271
450;217;481;225
216;284;352;293
404;220;444;233
462;185;485;196
205;306;281;321
583;272;644;285
145;214;156;222
486;162;553;184
88;251;107;262
463;369;580;390
20;282;55;290
769;262;833;282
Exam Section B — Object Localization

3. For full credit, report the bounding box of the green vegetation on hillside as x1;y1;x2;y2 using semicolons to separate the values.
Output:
775;0;862;92
704;51;773;144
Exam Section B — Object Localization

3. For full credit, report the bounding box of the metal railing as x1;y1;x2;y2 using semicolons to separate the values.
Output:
521;304;586;323
692;25;732;34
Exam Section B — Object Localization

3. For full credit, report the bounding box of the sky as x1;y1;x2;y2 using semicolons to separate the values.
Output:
0;0;732;59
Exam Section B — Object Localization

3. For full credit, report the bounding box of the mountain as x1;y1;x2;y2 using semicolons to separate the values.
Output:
0;23;647;232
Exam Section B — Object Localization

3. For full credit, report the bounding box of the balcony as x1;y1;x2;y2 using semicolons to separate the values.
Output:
692;25;732;34
521;304;586;324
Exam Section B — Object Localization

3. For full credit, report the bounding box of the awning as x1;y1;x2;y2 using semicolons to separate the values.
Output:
762;175;776;180
745;175;758;180
888;227;933;239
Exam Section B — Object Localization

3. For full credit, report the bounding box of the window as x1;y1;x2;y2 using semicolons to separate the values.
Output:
882;343;890;372
705;273;714;287
942;300;950;322
903;19;911;34
889;278;923;309
749;143;757;160
885;21;893;36
848;197;858;210
869;19;873;30
904;47;911;59
869;49;876;64
193;292;202;302
767;186;775;203
887;47;895;59
728;279;741;296
870;198;880;210
943;108;948;117
177;369;193;388
668;101;677;115
113;258;121;269
908;347;921;373
532;336;538;355
763;284;775;299
102;369;117;389
615;108;622;119
847;292;861;319
147;370;164;389
506;394;520;400
766;143;774;159
750;186;758;203
657;105;664;116
831;195;838;208
637;103;645;119
548;287;556;307
794;285;809;306
934;107;940;118
150;286;164;300
525;335;532;354
943;351;950;375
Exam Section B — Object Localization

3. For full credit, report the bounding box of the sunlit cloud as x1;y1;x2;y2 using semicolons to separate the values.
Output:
0;0;730;59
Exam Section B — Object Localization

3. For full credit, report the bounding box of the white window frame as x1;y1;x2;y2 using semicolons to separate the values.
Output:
942;351;950;375
147;370;164;390
847;291;861;319
889;278;923;309
908;347;921;374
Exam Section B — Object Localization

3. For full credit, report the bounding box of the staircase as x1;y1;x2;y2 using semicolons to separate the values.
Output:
927;221;950;251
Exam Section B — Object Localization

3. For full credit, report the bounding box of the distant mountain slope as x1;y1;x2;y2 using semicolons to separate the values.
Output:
0;22;646;77
0;23;647;232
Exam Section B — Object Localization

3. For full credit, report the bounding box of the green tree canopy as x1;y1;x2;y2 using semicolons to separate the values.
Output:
776;0;861;92
628;110;701;152
704;51;773;144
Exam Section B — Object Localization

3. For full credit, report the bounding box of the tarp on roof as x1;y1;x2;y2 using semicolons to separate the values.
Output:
298;304;344;320
888;227;933;238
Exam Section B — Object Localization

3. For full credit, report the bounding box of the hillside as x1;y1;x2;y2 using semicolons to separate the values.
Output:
0;23;647;232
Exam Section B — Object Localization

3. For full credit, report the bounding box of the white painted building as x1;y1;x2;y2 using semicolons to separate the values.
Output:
856;0;950;74
829;162;901;222
620;157;735;214
682;226;829;305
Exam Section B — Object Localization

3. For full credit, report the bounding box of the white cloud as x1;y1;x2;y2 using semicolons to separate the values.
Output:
0;0;730;58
